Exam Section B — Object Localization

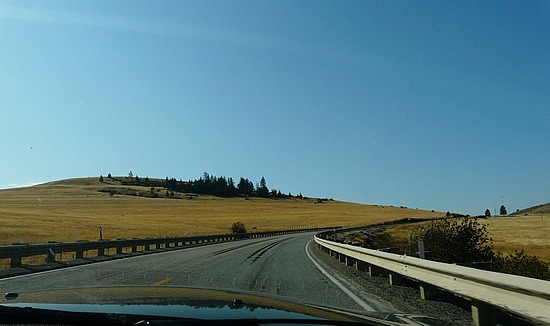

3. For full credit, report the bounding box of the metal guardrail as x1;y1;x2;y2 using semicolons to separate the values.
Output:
0;227;341;269
314;233;550;326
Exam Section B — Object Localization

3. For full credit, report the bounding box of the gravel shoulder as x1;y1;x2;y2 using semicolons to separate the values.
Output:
308;241;472;325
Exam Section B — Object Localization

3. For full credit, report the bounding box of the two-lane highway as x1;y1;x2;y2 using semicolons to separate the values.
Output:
0;232;391;312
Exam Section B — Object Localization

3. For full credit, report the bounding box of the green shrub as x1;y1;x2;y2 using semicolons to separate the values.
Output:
418;218;495;264
494;250;550;281
230;222;247;234
399;218;549;280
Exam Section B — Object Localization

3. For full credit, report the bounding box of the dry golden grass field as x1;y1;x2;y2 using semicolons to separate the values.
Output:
0;177;442;246
386;213;550;261
2;177;547;264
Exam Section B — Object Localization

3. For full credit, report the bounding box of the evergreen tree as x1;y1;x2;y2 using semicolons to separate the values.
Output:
500;205;507;216
99;175;104;183
258;177;269;197
484;209;491;217
237;177;254;196
227;177;236;196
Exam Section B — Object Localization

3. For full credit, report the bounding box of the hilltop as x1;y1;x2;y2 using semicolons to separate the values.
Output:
0;177;443;245
511;202;550;216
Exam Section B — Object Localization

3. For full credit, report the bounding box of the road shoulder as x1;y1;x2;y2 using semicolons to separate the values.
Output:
307;240;471;325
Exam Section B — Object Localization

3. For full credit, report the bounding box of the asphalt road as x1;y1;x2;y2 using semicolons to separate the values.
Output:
0;232;391;312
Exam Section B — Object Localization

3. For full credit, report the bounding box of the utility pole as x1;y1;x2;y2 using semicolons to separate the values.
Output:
99;226;103;240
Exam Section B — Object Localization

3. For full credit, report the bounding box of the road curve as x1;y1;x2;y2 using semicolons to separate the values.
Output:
0;232;391;312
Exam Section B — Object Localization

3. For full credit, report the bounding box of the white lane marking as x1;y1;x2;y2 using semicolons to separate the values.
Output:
305;240;374;311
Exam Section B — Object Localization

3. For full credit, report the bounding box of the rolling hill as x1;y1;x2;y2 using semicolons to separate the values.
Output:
512;202;550;215
0;177;443;245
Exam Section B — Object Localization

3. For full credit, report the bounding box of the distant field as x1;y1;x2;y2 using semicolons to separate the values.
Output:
386;214;550;261
0;177;442;245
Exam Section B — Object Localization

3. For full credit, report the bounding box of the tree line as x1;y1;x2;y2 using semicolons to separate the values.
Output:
104;172;298;199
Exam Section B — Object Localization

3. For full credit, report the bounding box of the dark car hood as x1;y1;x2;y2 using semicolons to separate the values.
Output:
1;286;447;325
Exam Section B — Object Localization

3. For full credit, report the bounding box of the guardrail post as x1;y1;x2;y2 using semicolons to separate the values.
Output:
355;260;367;271
367;264;388;277
46;248;56;263
116;246;123;255
98;248;105;256
345;256;355;267
76;250;84;259
339;254;346;263
389;272;402;285
10;256;22;268
419;282;437;300
471;300;496;326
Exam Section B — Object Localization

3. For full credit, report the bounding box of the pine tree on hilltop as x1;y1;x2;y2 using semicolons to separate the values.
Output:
258;177;269;197
500;205;507;216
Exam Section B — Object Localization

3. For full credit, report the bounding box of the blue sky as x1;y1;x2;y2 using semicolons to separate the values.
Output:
1;1;548;215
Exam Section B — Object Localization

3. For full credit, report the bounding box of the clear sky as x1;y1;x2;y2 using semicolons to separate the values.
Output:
1;1;548;215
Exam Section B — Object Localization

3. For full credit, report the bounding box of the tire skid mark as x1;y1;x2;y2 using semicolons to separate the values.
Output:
211;238;274;256
246;238;290;263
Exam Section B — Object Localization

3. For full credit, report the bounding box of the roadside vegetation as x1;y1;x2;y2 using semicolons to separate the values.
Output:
230;222;247;234
343;217;550;280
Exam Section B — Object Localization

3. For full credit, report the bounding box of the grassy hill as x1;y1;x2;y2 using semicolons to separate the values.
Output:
385;202;550;260
511;202;550;215
0;177;442;245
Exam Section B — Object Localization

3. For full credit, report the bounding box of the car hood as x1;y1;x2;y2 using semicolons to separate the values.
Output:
1;286;447;325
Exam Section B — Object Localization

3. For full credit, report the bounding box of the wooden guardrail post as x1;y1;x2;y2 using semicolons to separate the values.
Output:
419;282;437;300
356;260;367;271
46;248;56;263
338;253;346;263
389;272;402;285
10;256;22;268
471;300;496;326
368;265;385;277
